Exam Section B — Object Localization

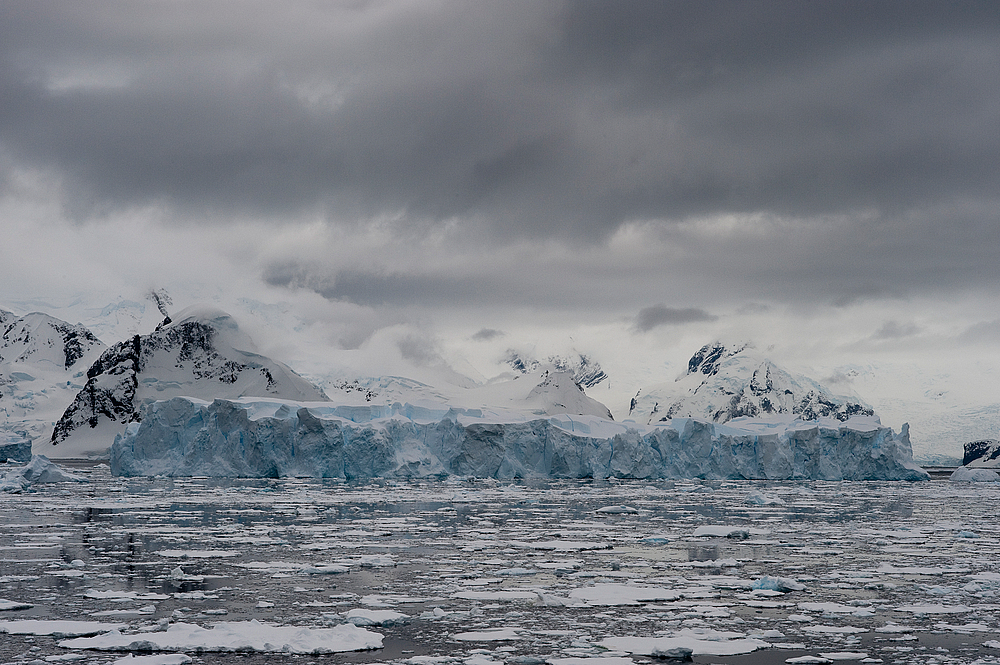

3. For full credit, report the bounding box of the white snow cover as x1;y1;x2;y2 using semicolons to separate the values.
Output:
110;396;928;480
0;312;105;451
58;620;383;654
950;466;1000;482
48;307;328;457
630;342;873;426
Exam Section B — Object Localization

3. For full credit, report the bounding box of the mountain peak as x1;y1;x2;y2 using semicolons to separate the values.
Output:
49;306;327;456
631;341;874;425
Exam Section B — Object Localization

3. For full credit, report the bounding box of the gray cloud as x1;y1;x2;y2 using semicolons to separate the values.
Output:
1;1;998;240
872;320;922;340
471;328;505;342
3;0;1000;318
633;305;717;332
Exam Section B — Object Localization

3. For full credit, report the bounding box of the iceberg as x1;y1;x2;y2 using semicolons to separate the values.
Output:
111;397;928;480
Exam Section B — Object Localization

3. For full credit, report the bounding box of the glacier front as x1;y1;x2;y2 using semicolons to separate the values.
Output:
110;397;928;480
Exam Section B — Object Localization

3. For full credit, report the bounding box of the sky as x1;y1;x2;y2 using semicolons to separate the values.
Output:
2;1;999;456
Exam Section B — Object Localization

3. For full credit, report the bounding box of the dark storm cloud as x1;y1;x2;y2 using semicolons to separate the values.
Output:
632;305;717;333
3;1;999;232
4;0;1000;308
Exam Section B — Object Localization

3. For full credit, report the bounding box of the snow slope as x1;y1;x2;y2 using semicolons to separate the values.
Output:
47;306;328;458
0;311;106;448
111;396;926;481
320;369;613;421
630;342;874;426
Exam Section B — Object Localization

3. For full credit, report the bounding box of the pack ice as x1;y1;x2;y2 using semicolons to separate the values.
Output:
111;397;927;480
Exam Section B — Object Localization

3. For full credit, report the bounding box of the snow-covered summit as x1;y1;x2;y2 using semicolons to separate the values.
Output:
630;341;875;426
1;312;103;371
525;370;613;420
503;351;608;389
48;307;328;457
1;311;106;448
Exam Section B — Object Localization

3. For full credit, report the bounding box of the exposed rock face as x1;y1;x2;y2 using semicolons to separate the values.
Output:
963;439;1000;467
111;396;927;481
50;306;327;454
630;342;875;425
1;312;106;449
1;313;103;371
504;351;608;389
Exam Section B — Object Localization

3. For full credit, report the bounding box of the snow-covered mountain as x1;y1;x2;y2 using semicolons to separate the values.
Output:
319;369;613;421
629;342;874;425
524;370;613;420
48;306;328;457
503;351;608;389
963;439;1000;467
1;311;106;447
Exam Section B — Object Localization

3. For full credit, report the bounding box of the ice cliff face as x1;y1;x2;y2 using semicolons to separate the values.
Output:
50;306;327;456
111;396;927;481
630;342;874;426
1;312;106;449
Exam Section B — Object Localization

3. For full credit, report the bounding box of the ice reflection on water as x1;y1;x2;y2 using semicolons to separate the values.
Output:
2;468;1000;664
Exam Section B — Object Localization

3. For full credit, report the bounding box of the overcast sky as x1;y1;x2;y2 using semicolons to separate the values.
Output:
2;1;999;449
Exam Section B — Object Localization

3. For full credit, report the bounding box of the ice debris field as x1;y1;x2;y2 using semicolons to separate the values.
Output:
3;464;1000;665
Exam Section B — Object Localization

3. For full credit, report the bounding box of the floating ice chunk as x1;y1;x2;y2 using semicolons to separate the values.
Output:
692;525;751;539
786;657;832;664
754;576;806;592
950;467;1000;482
956;530;980;538
797;602;859;614
453;628;523;641
747;491;785;505
0;619;127;637
516;540;611;552
495;567;535;576
113;655;193;665
933;622;992;632
534;593;583;607
595;506;639;514
301;564;350;575
344;608;409;626
547;658;636;665
155;549;239;558
568;583;682;606
84;590;170;601
802;625;868;634
896;604;972;614
58;620;382;653
876;563;969;575
819;653;869;661
1;455;88;492
452;590;539;601
0;598;32;611
601;628;770;656
984;640;1000;648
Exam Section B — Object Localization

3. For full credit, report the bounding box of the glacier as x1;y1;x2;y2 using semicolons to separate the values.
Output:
111;396;928;480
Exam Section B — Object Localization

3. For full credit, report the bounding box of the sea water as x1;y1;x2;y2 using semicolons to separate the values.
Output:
1;465;999;664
